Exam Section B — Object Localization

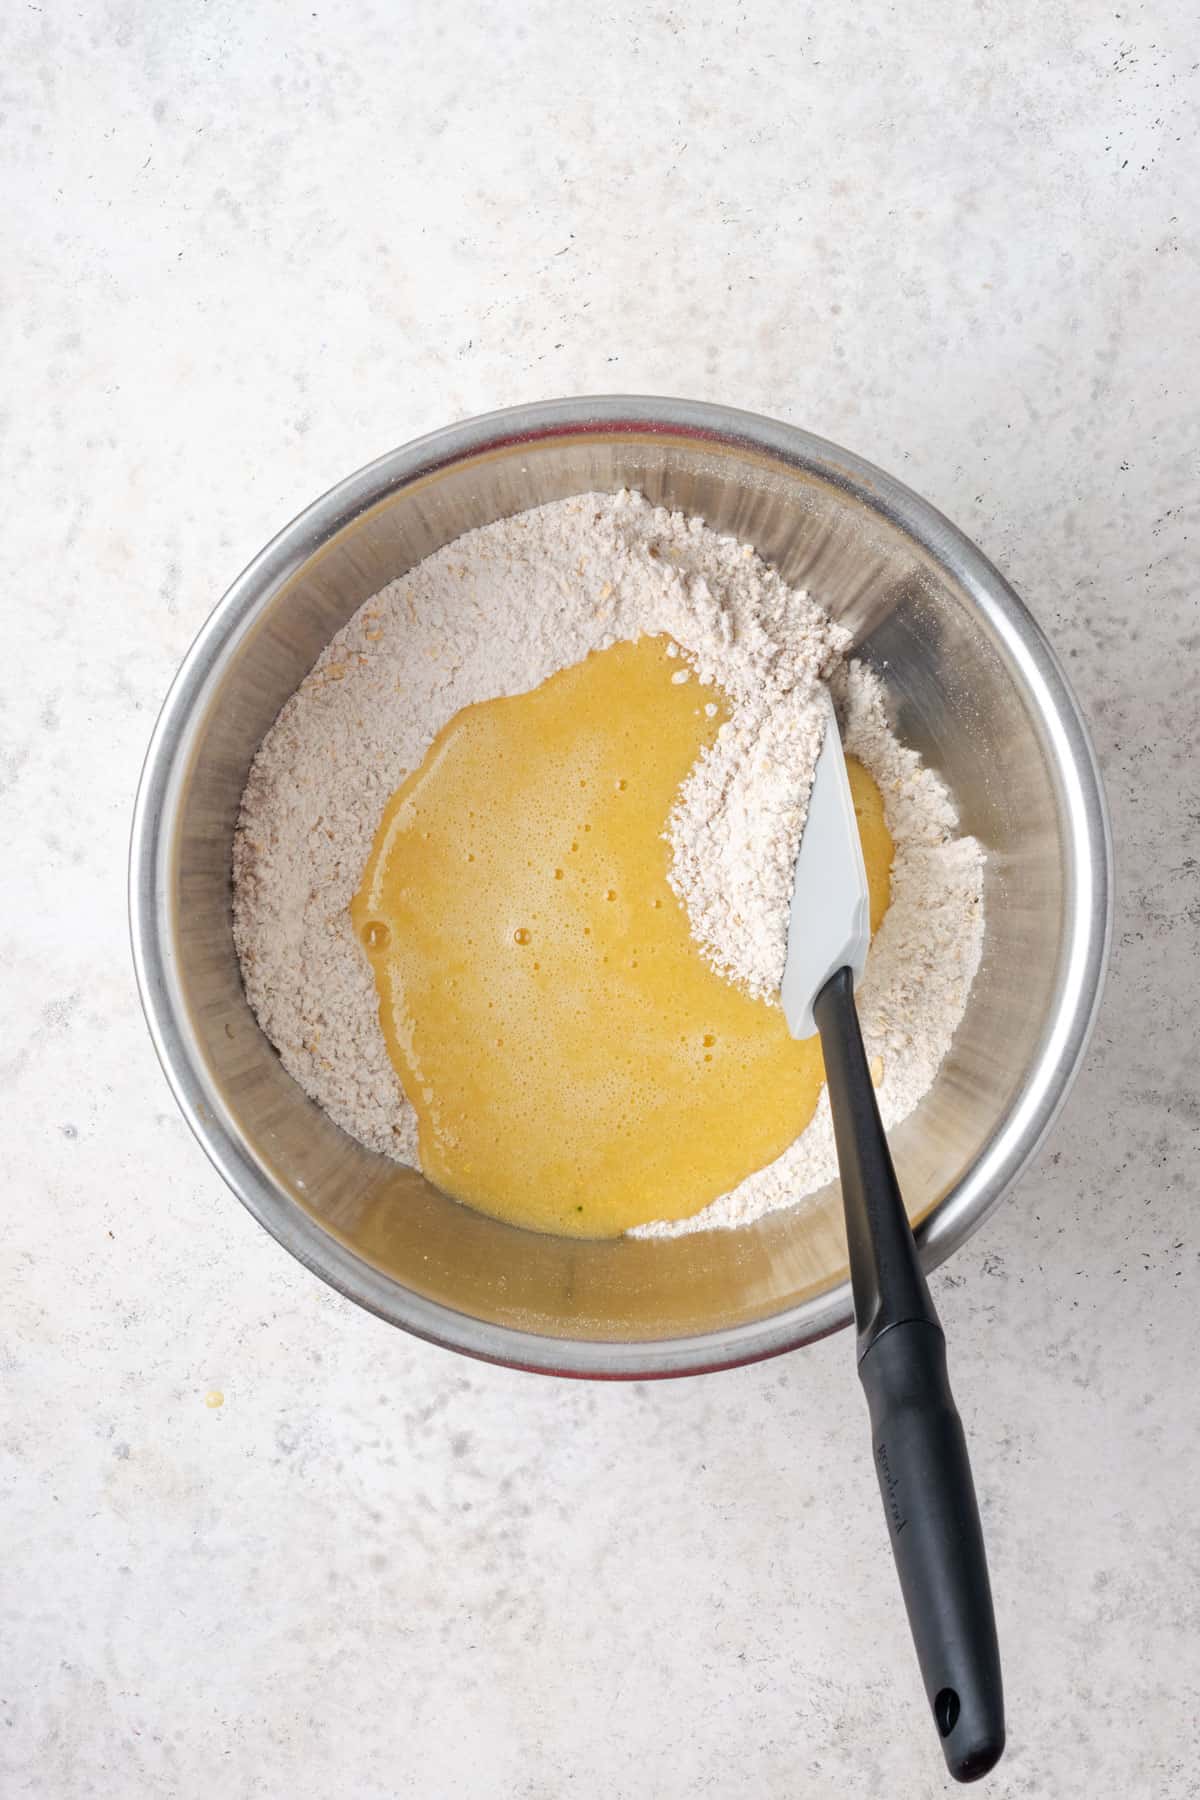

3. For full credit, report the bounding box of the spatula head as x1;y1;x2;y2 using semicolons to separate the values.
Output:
780;688;871;1040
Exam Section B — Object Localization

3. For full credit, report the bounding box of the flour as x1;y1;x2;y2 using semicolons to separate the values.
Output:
233;491;983;1233
634;657;984;1235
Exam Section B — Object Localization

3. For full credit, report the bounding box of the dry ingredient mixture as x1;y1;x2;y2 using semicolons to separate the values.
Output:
233;492;984;1235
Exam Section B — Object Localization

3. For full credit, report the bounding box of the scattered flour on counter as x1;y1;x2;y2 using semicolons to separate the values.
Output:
233;491;984;1234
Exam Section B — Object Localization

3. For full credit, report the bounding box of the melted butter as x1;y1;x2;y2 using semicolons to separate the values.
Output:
351;637;892;1238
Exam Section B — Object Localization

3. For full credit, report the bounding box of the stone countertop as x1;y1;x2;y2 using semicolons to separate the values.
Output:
5;2;1197;1794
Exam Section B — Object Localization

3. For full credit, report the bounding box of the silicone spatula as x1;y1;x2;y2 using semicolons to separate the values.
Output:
781;689;1005;1784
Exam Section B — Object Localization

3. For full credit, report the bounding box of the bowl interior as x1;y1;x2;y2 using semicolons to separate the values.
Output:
151;417;1080;1364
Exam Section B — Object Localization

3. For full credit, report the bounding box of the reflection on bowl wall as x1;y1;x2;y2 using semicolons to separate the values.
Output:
129;398;1111;1377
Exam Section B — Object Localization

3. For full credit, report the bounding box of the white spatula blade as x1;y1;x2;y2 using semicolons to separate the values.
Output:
780;688;871;1040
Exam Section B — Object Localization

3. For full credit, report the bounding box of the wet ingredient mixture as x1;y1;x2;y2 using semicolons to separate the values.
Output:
350;635;892;1236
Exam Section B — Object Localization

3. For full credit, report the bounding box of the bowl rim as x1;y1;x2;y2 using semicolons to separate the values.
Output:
129;395;1113;1378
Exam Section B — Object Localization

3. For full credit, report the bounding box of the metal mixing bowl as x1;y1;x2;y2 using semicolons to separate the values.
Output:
129;397;1111;1376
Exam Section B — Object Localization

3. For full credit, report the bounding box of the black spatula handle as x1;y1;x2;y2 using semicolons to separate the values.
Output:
814;968;1004;1784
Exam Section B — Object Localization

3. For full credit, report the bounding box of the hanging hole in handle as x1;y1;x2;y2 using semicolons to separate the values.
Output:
934;1687;960;1737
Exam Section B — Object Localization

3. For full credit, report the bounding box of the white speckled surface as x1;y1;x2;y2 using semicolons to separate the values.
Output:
4;1;1198;1793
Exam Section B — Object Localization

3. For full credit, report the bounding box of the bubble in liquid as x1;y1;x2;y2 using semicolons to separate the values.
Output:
513;927;531;945
363;920;390;951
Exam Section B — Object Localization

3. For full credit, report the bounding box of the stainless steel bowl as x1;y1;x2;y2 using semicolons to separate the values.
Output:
129;397;1111;1377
